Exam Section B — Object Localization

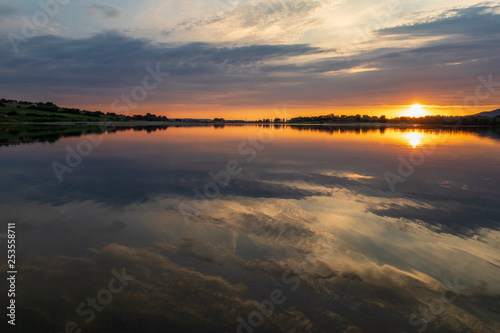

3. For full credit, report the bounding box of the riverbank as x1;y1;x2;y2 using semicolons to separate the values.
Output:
0;121;498;128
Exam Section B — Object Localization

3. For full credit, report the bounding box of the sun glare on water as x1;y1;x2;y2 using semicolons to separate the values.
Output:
402;104;429;117
404;132;425;148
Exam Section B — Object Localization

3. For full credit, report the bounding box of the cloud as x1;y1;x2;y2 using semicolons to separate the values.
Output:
0;31;329;97
165;0;340;43
378;4;500;38
1;8;500;109
86;3;124;19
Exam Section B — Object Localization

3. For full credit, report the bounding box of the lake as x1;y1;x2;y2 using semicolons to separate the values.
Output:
1;124;499;333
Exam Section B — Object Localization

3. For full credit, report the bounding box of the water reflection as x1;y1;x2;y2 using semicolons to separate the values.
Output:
2;123;500;147
404;132;425;148
0;124;499;333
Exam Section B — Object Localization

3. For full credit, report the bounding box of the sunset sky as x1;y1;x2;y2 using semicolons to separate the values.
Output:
1;0;499;119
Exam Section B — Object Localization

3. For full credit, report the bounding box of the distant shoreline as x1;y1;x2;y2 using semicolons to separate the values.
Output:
0;121;497;127
1;99;498;126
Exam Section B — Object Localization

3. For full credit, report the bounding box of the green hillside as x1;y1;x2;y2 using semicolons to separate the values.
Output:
0;103;106;123
0;99;169;123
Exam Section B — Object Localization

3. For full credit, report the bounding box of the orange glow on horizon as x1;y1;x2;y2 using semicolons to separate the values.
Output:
400;104;430;118
70;102;494;120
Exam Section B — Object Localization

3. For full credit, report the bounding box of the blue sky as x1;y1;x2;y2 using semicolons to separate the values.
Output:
1;0;499;118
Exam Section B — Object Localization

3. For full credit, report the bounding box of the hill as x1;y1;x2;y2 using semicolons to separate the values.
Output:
474;108;500;117
0;98;169;123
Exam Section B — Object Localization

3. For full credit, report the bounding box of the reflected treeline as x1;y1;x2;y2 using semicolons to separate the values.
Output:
0;123;277;147
454;126;500;139
2;124;500;147
0;124;113;147
0;123;250;146
0;124;173;147
289;124;383;135
287;124;500;139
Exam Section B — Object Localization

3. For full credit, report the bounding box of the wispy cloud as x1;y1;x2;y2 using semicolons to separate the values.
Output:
86;3;124;19
378;4;500;38
163;0;342;43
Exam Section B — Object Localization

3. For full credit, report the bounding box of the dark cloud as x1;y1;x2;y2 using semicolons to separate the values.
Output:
378;4;500;38
102;220;129;233
0;31;327;91
249;35;500;106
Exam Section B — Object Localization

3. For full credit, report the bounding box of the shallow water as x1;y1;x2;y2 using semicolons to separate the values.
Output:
1;124;499;333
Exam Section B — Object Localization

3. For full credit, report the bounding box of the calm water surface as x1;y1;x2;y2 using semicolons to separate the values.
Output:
0;124;499;333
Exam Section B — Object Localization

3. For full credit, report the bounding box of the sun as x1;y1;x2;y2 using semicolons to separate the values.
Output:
402;104;429;117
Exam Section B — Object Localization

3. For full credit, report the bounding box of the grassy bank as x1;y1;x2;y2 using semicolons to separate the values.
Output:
0;104;106;123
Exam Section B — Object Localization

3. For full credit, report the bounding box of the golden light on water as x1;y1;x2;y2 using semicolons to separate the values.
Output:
404;132;425;148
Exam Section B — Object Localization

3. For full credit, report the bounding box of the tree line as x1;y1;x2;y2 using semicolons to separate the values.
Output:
0;98;169;122
286;114;499;125
2;98;499;125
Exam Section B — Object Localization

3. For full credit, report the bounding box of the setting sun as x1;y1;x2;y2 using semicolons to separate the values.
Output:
402;104;429;117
